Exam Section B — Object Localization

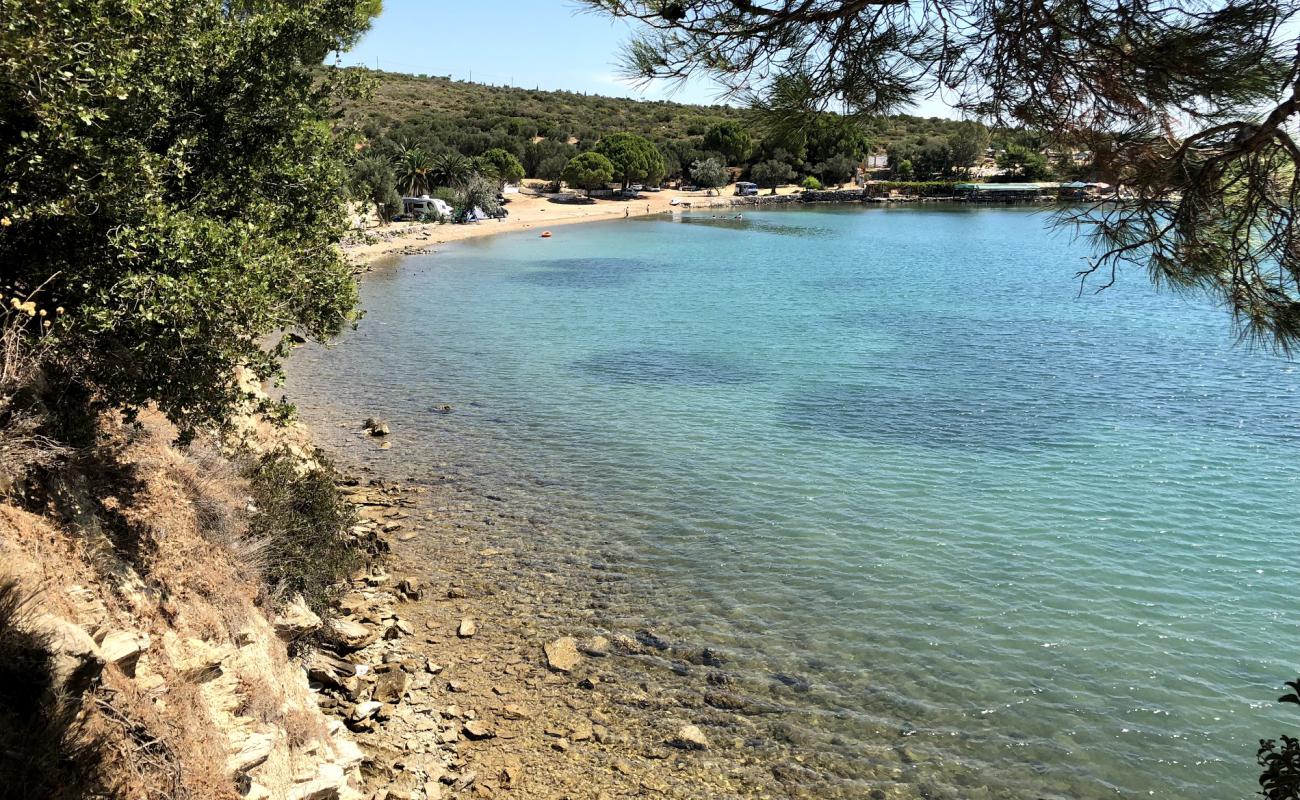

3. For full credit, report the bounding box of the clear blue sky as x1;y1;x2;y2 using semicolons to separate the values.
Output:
337;0;956;117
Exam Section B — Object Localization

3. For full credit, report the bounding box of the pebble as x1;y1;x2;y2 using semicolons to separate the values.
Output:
458;619;477;638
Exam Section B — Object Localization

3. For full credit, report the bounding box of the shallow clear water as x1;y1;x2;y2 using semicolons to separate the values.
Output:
289;205;1300;798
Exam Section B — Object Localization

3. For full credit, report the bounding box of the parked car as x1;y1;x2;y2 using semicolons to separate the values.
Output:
642;186;662;192
734;182;759;196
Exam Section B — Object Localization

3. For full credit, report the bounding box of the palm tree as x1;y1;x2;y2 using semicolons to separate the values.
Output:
431;152;474;190
395;145;435;196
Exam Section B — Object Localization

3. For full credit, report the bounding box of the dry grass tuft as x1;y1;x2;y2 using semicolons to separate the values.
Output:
0;309;70;497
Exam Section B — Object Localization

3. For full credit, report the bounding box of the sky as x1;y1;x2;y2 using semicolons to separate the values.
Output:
336;0;957;117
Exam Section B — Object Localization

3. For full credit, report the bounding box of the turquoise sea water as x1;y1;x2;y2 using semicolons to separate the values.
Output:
289;206;1300;798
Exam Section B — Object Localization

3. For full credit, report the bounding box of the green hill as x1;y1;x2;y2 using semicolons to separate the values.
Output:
339;69;993;182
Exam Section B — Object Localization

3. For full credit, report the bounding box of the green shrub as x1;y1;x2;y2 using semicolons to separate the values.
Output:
245;449;359;615
1;0;380;441
801;176;823;190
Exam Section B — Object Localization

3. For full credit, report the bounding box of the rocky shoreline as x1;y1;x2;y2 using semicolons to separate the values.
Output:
306;471;771;799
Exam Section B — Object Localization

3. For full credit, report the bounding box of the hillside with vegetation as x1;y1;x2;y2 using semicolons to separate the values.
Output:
339;69;1068;219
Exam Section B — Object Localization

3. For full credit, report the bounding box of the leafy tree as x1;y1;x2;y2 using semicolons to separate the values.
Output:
591;0;1300;350
997;144;1052;181
477;147;525;187
349;155;401;224
454;175;501;222
805;116;871;164
689;157;728;195
948;121;990;176
750;159;793;194
658;138;709;180
888;143;918;179
561;152;616;195
913;137;954;178
0;0;378;439
536;155;570;182
594;132;666;188
815;154;857;187
702;121;753;164
523;138;577;177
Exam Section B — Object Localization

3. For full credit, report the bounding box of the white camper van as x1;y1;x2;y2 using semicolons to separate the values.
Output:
401;195;453;219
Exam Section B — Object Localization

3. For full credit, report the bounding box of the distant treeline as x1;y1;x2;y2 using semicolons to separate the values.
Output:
339;69;1086;219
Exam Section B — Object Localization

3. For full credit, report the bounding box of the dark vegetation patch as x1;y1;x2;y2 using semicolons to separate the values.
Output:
573;348;766;387
510;258;657;289
0;580;109;800
244;447;360;616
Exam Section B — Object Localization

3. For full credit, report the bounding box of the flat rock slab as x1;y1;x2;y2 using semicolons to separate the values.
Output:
543;637;581;672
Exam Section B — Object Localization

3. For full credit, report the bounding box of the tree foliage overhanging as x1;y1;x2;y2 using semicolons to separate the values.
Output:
587;0;1300;352
0;0;379;438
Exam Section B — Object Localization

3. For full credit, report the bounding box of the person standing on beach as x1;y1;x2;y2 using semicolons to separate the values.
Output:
624;207;629;217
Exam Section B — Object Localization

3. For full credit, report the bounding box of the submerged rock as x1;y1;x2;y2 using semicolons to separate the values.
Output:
543;637;581;672
669;724;710;750
373;669;411;704
580;635;610;657
363;418;390;437
635;629;670;651
704;690;748;711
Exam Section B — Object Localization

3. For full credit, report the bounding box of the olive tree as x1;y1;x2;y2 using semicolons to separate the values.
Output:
689;157;728;195
750;160;793;194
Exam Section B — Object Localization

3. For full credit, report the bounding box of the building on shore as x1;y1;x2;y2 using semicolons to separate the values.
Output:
953;182;1054;202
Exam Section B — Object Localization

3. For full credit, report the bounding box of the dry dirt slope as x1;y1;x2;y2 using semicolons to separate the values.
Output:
0;410;365;800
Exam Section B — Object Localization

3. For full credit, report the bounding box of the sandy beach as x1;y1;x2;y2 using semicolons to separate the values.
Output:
342;182;809;266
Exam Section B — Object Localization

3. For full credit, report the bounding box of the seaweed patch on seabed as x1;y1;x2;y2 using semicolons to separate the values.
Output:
779;381;1066;451
572;348;768;387
508;257;658;288
679;215;836;240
